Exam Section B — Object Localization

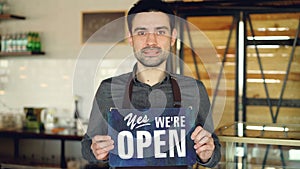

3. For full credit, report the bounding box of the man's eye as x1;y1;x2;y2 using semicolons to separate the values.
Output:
137;31;146;36
157;31;166;35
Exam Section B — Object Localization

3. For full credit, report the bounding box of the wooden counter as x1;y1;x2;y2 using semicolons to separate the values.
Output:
0;128;83;169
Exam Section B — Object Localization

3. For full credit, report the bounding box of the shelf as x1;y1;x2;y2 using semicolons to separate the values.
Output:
219;136;300;146
0;51;45;56
247;38;300;46
0;163;61;169
246;98;300;108
0;14;25;20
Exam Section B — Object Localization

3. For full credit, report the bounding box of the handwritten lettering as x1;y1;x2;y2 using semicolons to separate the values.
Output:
124;113;150;130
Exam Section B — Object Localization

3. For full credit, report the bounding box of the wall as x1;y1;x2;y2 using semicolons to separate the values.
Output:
0;0;137;164
0;0;137;120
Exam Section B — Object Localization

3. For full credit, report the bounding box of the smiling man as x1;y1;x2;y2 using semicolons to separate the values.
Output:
129;11;177;87
81;0;221;168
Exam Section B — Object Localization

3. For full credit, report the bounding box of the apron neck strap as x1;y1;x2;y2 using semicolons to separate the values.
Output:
122;76;181;109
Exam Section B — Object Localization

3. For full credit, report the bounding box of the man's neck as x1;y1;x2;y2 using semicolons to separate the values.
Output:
136;65;167;86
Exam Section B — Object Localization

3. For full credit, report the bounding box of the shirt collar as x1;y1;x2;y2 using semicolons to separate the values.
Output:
131;63;171;85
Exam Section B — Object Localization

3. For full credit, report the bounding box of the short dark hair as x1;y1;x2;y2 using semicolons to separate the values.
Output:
127;0;175;33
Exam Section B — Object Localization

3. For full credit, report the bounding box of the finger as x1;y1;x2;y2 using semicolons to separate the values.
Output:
194;130;212;143
91;136;114;156
96;144;114;154
194;136;213;149
97;139;114;148
194;136;210;148
92;135;112;143
94;149;110;160
91;139;114;161
191;126;203;140
196;144;215;154
95;153;109;160
91;139;114;155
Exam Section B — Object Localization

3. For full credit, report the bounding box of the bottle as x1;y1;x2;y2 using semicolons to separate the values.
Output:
31;32;37;52
11;33;17;52
16;33;22;52
73;96;80;131
26;32;33;52
6;34;12;52
21;32;27;52
35;32;41;52
1;34;6;52
32;32;37;52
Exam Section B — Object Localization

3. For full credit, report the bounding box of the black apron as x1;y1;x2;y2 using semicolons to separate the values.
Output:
115;76;189;169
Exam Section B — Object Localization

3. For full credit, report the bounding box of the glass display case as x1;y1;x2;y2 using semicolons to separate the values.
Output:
215;122;300;169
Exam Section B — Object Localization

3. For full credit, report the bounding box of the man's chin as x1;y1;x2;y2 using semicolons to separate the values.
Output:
140;61;164;68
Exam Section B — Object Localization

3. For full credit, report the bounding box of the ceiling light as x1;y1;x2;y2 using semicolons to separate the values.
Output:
247;78;281;83
248;45;280;49
247;36;290;40
257;27;289;32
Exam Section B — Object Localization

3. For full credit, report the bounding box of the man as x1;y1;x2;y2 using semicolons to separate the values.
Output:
81;0;221;168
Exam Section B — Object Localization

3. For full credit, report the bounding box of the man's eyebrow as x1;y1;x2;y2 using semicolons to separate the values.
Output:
155;26;170;31
133;27;147;33
133;26;170;33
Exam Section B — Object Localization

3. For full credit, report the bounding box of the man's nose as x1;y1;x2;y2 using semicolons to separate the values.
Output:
146;33;158;46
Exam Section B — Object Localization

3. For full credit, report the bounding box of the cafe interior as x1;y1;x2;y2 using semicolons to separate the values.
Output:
0;0;299;169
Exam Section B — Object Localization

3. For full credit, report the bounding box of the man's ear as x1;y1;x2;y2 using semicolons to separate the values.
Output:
127;32;133;46
171;28;177;46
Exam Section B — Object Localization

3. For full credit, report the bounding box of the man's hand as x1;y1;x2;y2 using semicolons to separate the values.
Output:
91;135;114;160
191;126;215;163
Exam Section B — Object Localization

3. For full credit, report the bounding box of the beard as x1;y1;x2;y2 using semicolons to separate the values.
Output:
135;46;171;67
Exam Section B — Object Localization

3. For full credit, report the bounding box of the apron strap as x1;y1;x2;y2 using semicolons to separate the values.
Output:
122;76;181;109
170;76;181;108
122;78;134;109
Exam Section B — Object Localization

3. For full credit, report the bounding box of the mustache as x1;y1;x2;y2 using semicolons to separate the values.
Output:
141;46;162;52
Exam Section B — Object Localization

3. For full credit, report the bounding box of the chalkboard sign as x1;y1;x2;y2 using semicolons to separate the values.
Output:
81;11;126;43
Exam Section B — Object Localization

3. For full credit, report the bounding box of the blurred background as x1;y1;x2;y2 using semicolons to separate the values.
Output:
0;0;299;169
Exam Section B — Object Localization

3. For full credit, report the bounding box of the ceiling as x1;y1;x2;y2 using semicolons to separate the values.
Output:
166;0;300;15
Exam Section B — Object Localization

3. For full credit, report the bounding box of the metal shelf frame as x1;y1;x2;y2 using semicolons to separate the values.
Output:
169;1;300;169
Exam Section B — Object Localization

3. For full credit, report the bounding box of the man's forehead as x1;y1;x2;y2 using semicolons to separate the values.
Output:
131;12;171;29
